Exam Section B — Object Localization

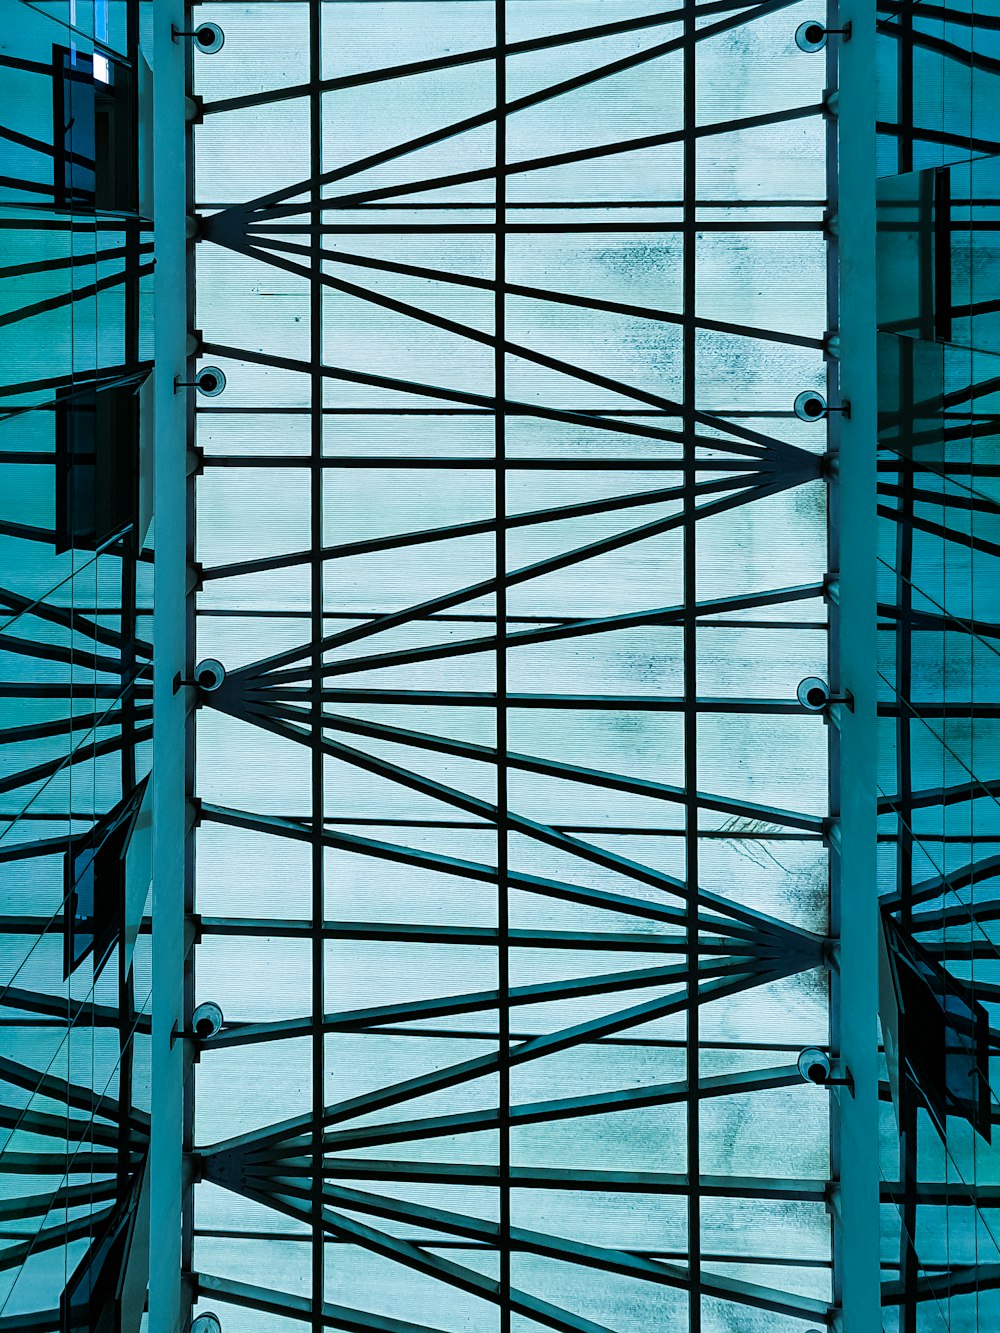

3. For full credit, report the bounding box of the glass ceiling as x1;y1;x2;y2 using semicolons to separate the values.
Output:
186;2;836;1328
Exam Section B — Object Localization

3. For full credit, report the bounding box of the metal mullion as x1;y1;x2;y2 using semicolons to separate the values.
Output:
682;1;700;1326
184;198;826;211
239;220;825;236
309;2;325;1328
178;0;200;1300
824;3;842;1320
898;1;914;174
114;0;142;1209
262;692;820;713
895;339;919;1333
318;1027;817;1051
251;1187;612;1333
198;453;786;466
495;3;510;1328
197;920;726;950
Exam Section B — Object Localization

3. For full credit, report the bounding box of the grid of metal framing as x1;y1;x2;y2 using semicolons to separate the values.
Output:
185;2;841;1329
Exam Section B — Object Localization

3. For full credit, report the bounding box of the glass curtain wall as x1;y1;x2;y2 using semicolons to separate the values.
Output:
0;2;154;1329
187;2;837;1329
875;1;1000;1330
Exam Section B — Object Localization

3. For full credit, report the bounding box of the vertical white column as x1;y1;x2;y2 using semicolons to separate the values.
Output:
150;4;188;1330
835;1;882;1327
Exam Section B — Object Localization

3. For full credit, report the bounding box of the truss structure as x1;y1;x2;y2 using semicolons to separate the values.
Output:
182;2;840;1329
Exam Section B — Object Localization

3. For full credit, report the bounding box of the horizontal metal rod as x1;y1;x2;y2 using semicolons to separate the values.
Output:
208;955;761;1048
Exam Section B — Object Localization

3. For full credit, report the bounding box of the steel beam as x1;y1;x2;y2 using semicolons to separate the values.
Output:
834;0;882;1325
149;2;188;1328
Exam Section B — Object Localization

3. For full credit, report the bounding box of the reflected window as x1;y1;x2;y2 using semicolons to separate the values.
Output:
64;777;149;979
54;382;141;553
876;165;952;341
881;908;991;1143
60;1155;148;1333
53;45;136;212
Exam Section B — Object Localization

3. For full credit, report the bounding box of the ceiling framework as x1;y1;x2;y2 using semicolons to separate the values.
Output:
187;2;838;1329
